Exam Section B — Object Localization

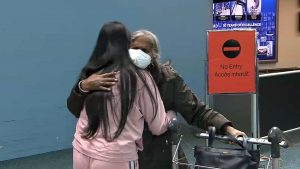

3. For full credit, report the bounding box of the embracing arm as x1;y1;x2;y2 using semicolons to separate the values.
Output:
67;72;118;118
67;78;86;118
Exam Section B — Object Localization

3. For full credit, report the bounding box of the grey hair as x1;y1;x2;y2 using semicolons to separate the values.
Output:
131;30;161;64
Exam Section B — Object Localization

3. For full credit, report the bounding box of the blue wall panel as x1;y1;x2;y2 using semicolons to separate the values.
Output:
0;0;211;161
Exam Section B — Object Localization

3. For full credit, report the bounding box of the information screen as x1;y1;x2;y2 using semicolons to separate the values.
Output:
213;0;278;62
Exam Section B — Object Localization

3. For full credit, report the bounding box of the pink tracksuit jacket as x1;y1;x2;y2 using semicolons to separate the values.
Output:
73;70;176;163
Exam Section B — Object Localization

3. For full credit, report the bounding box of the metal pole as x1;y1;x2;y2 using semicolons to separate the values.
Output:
259;70;300;78
251;93;258;149
204;59;210;147
169;118;179;169
172;145;178;169
272;158;280;169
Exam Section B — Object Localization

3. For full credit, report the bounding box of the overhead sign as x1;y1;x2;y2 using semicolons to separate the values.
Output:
207;30;256;94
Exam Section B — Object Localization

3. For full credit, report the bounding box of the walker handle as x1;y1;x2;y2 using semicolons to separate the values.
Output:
194;132;288;148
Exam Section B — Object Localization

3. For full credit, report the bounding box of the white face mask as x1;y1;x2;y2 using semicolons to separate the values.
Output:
129;49;151;69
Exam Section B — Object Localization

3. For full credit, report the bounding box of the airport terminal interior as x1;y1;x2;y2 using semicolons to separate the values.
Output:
1;0;300;168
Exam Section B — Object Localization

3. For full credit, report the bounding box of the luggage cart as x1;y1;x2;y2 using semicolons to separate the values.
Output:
170;124;289;169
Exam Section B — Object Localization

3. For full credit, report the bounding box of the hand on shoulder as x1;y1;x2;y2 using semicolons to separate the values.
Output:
80;72;118;92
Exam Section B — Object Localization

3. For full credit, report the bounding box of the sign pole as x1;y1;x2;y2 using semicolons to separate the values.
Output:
251;93;258;149
207;29;257;141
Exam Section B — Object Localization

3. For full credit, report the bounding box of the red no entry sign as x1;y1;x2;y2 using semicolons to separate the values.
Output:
207;30;256;94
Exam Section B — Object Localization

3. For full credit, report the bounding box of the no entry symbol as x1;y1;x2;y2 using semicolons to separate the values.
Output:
222;39;241;58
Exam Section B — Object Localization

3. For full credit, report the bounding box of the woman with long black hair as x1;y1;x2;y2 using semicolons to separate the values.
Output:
72;21;175;169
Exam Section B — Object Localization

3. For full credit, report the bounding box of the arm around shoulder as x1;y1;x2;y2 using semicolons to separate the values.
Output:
67;79;87;118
